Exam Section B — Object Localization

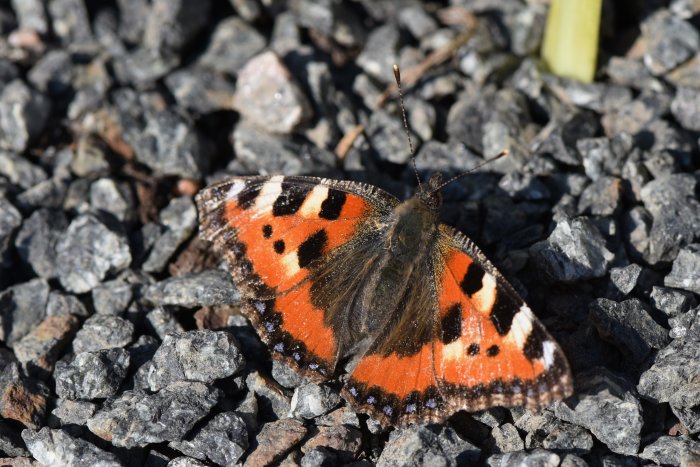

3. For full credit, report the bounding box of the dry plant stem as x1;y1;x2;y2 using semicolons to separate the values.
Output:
334;124;365;160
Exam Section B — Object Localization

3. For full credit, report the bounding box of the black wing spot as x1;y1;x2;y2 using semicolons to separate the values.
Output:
523;324;546;360
319;190;347;220
297;229;328;268
486;345;500;357
262;224;273;238
238;184;261;209
272;182;311;216
273;240;285;254
467;343;480;356
490;290;519;336
460;262;485;297
441;303;462;344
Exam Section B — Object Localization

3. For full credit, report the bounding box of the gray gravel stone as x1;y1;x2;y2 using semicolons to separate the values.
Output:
91;278;134;316
169;412;248;466
514;409;594;453
114;89;209;179
671;86;700;131
609;264;643;296
290;383;342;420
577;176;623;217
147;330;244;391
55;213;132;294
198;17;266;75
87;382;221;448
246;370;291;421
272;360;306;389
485;449;562;467
145;307;184;340
301;447;337;467
0;80;50;153
0;278;49;347
22;427;121;467
230;120;336;176
72;315;134;354
89;178;135;224
639;435;700;466
142;269;239;308
164;67;236;114
489;423;524;453
168;457;206;467
0;197;22;270
47;0;93;46
142;196;197;273
553;368;643;455
55;348;130;400
664;244;700;295
51;399;97;426
590;298;670;362
11;0;48;34
397;6;438;39
0;419;31;457
14;208;68;279
651;286;696;316
640;174;700;264
28;50;72;97
0;152;48;190
143;0;211;57
366;109;418;165
641;9;700;75
71;135;110;178
233;51;312;134
377;424;480;467
46;292;88;318
356;24;399;82
638;339;700;403
529;217;614;283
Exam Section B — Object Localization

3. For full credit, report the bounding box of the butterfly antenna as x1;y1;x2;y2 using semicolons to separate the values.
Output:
430;149;510;194
393;64;421;191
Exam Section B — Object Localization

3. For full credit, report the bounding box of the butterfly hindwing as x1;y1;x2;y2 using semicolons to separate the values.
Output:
196;175;398;379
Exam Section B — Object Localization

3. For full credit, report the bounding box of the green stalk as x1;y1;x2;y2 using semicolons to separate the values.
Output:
541;0;602;83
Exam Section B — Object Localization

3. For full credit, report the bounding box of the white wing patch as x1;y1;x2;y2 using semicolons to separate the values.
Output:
282;250;301;277
505;304;535;349
300;185;329;217
542;341;556;369
227;179;247;200
253;175;284;213
474;273;497;314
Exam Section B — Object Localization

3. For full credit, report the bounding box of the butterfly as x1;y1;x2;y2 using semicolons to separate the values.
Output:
195;169;573;426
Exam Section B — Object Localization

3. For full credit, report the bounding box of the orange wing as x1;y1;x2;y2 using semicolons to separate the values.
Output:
196;175;398;379
432;226;572;414
342;225;572;425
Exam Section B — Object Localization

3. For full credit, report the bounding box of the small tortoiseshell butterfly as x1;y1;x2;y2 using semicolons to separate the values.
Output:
196;67;572;426
196;169;573;425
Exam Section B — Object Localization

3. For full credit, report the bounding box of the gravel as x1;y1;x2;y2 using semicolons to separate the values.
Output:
0;1;698;465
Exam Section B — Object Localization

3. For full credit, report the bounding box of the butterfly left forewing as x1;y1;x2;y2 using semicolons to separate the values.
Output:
432;225;573;413
196;175;398;380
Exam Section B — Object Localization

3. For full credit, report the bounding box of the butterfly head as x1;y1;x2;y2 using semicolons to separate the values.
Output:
416;173;443;211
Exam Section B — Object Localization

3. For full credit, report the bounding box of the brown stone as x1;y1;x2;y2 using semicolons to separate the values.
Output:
244;419;307;467
302;425;363;461
14;314;80;378
0;364;49;429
